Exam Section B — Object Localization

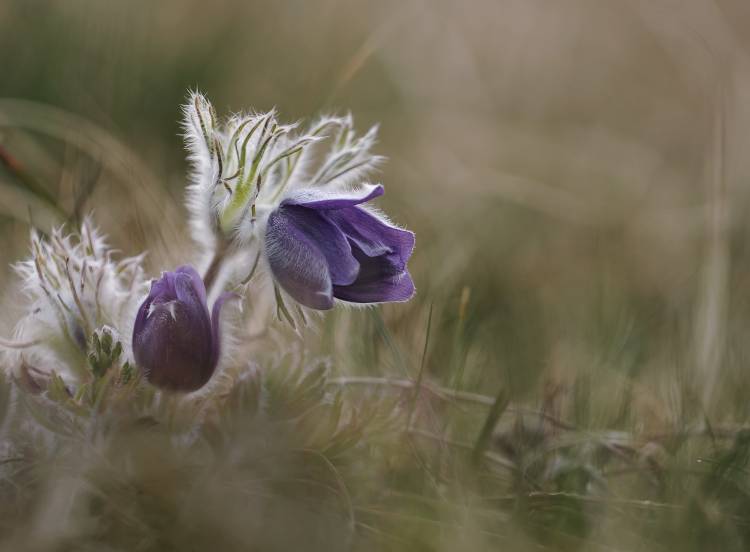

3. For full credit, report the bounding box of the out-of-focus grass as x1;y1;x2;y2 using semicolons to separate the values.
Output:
3;0;750;550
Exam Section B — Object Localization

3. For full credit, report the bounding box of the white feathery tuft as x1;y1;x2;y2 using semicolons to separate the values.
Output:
182;91;223;255
310;119;385;191
179;95;383;251
5;217;147;380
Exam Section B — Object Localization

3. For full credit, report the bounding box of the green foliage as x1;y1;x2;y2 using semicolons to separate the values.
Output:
88;326;124;378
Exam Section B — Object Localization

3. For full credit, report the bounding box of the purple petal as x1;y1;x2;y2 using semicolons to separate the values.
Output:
266;206;362;309
281;206;359;285
266;210;333;310
133;307;213;391
132;272;214;391
283;184;384;210
325;206;415;271
175;265;208;308
333;246;415;304
148;272;176;303
334;271;415;304
147;266;208;307
173;272;212;337
132;294;153;346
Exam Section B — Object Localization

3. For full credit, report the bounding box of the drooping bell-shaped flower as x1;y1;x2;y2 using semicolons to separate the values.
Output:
181;92;415;316
132;265;230;391
265;184;415;310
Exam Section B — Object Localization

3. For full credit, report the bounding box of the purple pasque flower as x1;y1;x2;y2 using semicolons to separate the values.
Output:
265;183;415;310
132;265;231;392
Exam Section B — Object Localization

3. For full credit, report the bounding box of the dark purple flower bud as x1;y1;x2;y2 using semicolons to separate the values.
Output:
132;265;231;392
265;184;415;310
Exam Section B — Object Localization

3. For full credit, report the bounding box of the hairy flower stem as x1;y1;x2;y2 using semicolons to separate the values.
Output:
202;239;229;297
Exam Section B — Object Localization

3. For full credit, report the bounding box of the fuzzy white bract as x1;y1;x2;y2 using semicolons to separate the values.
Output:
6;219;146;380
182;92;383;258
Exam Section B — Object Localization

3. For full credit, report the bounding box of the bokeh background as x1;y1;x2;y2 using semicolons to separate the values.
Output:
3;0;750;407
4;1;750;548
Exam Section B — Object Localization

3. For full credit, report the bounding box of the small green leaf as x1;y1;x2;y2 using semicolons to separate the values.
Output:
111;341;122;361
